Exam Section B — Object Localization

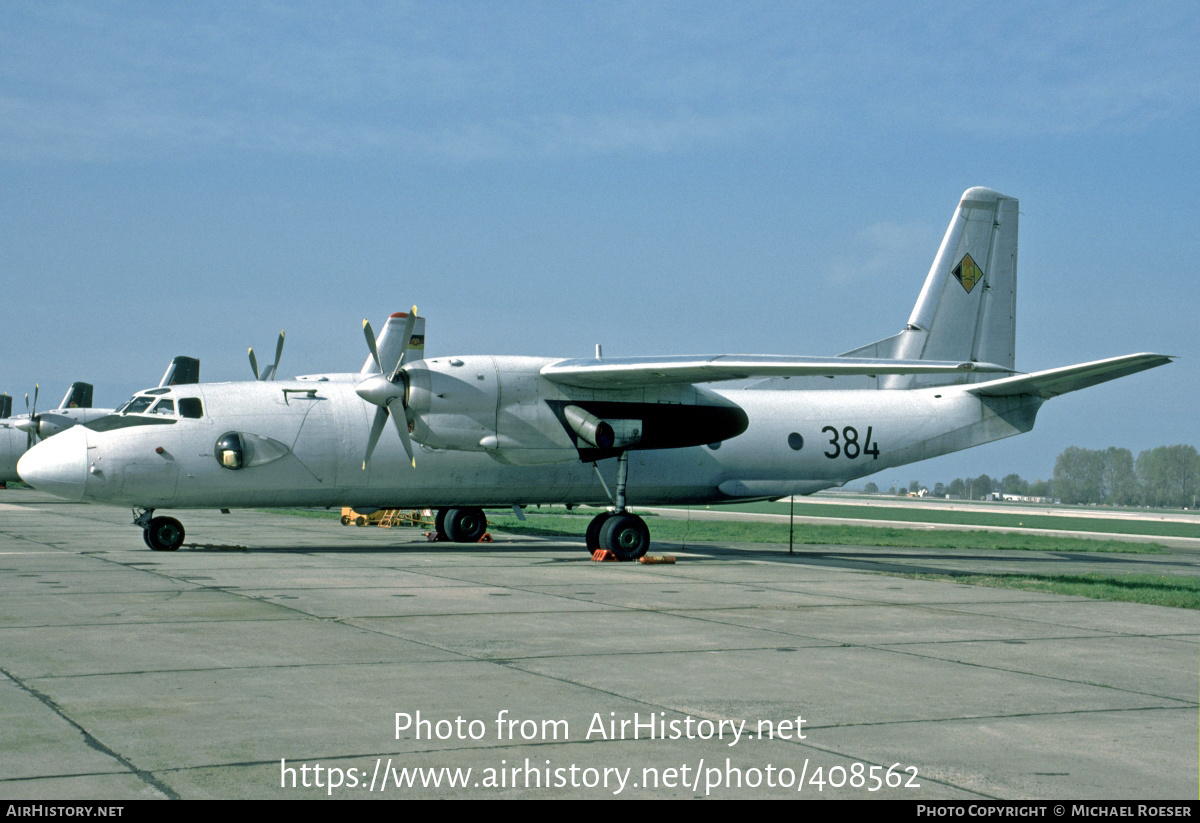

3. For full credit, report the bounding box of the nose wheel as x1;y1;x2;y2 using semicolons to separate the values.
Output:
133;509;185;551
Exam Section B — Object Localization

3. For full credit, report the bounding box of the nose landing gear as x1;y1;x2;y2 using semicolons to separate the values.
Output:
133;509;185;552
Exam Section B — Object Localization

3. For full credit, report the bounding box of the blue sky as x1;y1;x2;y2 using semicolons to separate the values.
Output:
3;1;1197;486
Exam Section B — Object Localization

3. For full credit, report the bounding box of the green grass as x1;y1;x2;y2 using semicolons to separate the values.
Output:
485;511;1164;553
903;572;1200;609
258;506;1194;607
255;504;1168;552
696;500;1200;539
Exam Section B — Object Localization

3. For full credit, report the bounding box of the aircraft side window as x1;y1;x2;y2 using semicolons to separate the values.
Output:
179;398;203;419
149;399;175;415
215;432;245;470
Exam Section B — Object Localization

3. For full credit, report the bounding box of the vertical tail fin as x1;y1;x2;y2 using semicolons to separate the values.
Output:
360;311;426;374
158;356;201;387
58;382;93;409
842;187;1018;387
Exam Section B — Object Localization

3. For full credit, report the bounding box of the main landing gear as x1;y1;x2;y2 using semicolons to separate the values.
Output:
134;509;184;552
584;452;650;561
434;506;488;543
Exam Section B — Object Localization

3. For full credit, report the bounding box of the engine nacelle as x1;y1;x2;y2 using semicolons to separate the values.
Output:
403;355;749;460
405;356;511;453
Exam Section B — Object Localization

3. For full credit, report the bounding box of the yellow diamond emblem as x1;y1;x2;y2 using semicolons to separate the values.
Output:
953;253;981;293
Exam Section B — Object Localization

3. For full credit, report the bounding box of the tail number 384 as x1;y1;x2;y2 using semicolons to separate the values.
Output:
821;426;880;460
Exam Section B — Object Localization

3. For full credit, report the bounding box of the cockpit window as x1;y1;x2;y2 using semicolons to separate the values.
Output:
120;396;155;415
109;392;201;421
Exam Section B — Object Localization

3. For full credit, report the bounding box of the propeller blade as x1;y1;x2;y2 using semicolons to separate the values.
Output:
362;406;390;469
388;398;415;467
363;319;384;373
269;331;285;381
249;347;260;380
27;384;39;449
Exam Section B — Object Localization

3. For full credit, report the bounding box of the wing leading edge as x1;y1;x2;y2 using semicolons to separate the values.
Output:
541;355;1012;389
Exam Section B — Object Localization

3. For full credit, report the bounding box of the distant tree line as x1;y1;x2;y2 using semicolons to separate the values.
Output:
1052;445;1199;508
860;444;1200;509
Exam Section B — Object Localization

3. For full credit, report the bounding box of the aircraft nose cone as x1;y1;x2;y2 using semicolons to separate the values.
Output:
17;426;88;502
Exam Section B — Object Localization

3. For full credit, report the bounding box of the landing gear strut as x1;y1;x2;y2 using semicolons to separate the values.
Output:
134;509;185;552
585;452;650;561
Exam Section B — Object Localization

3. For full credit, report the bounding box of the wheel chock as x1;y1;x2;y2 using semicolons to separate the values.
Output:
638;555;676;565
479;533;493;543
591;549;618;562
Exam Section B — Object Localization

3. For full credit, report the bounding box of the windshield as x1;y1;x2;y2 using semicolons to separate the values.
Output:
118;396;155;415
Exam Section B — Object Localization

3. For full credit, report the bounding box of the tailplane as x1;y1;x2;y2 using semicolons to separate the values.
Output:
842;187;1018;387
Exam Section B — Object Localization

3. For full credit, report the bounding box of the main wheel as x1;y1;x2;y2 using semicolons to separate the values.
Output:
145;516;184;552
434;507;449;540
444;507;487;543
585;512;613;552
599;513;649;561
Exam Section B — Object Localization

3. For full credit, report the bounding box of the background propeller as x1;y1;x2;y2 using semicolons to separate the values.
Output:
249;331;285;380
357;308;418;469
15;385;39;449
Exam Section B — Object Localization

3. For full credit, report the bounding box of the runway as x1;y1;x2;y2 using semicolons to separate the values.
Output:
1;488;1196;799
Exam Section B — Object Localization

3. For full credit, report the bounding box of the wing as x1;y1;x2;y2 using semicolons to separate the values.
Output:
966;353;1173;399
541;354;1012;390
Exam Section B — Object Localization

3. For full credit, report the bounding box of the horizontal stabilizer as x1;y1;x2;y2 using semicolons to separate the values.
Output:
542;355;1012;389
966;353;1173;399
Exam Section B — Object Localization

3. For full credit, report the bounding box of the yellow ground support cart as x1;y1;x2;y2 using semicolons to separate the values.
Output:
339;508;436;529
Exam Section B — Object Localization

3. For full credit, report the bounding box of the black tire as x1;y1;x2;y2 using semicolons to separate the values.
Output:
434;507;449;540
146;516;184;552
599;513;650;560
340;515;351;526
444;507;487;543
355;516;367;527
585;512;613;552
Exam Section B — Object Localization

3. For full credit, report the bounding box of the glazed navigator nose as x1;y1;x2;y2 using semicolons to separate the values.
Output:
17;426;88;502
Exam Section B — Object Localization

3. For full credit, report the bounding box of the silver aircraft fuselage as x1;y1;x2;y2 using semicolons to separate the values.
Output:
17;356;1041;511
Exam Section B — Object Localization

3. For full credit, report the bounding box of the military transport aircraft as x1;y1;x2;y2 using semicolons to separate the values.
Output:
18;188;1171;556
1;357;201;484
